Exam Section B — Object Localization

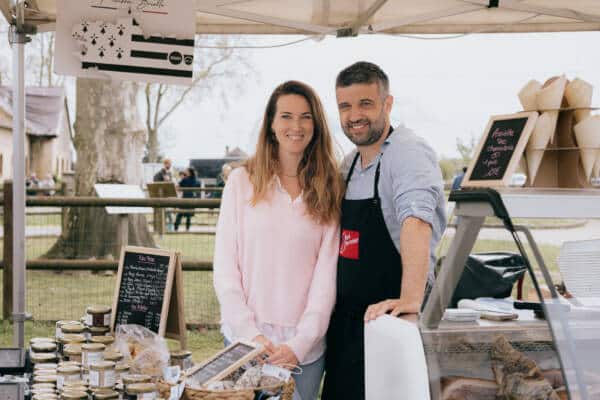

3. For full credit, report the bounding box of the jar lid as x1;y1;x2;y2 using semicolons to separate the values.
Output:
92;390;119;399
35;368;58;375
32;383;56;390
86;305;112;314
31;388;56;394
35;363;58;370
32;342;58;352
91;335;114;345
59;361;82;368
57;365;81;374
88;326;110;336
59;390;88;400
63;344;83;356
170;350;192;359
115;363;130;372
125;382;157;394
33;374;57;383
60;334;86;344
61;323;85;333
32;394;58;400
102;351;122;362
81;343;106;352
62;380;87;389
122;374;151;384
31;353;58;363
89;361;115;371
30;337;56;344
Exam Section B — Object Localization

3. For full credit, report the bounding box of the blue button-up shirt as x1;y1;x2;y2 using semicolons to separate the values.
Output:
342;125;447;280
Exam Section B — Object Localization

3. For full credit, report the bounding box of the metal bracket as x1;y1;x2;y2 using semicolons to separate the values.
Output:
336;27;358;38
10;312;32;323
8;24;34;44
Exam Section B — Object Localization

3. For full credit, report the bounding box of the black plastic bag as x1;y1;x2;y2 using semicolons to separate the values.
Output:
450;252;527;308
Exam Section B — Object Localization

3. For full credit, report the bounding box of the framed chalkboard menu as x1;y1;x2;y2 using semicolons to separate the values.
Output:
463;112;538;187
112;246;187;347
186;341;262;388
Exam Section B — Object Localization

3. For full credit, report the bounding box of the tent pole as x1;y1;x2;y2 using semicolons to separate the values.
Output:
9;0;32;349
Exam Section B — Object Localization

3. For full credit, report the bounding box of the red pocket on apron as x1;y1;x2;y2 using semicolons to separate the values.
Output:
340;229;360;260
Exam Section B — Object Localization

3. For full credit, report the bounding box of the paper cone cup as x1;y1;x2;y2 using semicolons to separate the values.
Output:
537;75;567;110
537;76;567;144
528;112;555;150
574;116;600;181
594;156;600;178
565;78;593;122
518;80;541;111
525;148;544;185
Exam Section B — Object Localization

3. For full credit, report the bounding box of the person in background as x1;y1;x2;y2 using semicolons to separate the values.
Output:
452;166;468;190
39;173;56;195
322;62;447;399
213;81;343;400
153;158;174;182
26;172;39;196
174;167;200;232
153;158;175;230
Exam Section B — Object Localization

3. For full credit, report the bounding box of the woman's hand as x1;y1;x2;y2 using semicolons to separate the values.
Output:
252;335;276;356
267;344;299;368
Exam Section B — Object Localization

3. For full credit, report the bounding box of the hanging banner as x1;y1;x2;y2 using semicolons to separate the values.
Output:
54;0;195;86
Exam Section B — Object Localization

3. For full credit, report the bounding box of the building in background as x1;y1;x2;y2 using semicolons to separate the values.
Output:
190;146;247;187
0;86;75;181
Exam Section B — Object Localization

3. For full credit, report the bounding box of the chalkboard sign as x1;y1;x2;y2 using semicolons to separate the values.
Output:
463;112;538;187
187;341;262;388
112;246;185;343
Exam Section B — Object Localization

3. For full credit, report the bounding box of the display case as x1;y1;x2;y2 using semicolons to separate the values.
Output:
366;188;600;400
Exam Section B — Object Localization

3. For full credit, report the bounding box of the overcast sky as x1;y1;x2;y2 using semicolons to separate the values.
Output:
162;31;600;167
2;24;600;168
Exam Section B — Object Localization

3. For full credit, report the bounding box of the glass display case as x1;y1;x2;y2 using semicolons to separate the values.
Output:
366;188;600;400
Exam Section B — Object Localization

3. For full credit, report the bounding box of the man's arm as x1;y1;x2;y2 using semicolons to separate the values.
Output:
364;216;432;321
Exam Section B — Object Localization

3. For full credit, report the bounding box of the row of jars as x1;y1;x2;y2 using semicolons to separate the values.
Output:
31;360;160;399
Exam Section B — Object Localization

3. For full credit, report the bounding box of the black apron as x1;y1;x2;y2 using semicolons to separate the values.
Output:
322;152;403;400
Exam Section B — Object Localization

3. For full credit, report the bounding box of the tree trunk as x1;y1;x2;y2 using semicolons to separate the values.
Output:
45;78;156;259
146;127;160;163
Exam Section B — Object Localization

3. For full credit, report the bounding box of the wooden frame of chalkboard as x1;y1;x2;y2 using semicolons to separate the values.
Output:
111;246;186;347
185;341;262;388
462;111;538;187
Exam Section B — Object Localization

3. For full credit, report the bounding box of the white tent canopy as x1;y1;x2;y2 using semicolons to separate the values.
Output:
2;0;600;35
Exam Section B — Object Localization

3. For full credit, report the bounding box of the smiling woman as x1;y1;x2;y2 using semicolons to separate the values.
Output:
213;80;343;400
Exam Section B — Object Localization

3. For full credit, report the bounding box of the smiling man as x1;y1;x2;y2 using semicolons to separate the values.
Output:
322;62;447;399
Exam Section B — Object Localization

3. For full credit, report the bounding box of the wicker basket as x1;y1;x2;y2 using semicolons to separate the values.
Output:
182;377;295;400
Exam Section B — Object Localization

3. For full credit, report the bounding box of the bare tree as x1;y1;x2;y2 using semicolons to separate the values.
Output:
27;32;64;87
456;134;478;164
143;36;248;162
45;78;155;259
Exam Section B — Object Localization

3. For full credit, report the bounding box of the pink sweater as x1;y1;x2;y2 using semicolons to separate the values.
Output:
213;167;339;363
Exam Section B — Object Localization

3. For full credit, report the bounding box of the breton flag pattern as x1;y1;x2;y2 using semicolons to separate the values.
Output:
71;17;194;85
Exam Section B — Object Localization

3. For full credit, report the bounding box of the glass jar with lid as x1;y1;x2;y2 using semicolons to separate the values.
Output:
81;343;106;369
124;383;157;400
169;349;193;371
57;365;82;390
89;361;116;389
85;305;112;327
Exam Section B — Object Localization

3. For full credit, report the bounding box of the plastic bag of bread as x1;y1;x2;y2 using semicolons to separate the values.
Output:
113;324;170;377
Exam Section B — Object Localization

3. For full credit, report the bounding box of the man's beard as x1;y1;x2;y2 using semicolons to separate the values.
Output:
342;110;387;146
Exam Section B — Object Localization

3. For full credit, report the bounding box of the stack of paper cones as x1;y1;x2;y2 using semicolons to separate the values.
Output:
565;78;593;123
573;115;600;181
518;80;542;111
536;75;567;145
526;113;555;184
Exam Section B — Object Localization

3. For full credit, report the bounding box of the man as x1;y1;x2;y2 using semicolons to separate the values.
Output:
153;158;174;182
452;166;468;190
322;62;446;399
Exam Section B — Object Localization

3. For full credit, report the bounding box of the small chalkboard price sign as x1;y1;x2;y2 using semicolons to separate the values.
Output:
111;246;187;348
186;341;262;388
463;112;538;187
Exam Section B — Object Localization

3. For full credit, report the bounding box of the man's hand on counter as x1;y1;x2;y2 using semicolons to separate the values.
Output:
364;298;421;322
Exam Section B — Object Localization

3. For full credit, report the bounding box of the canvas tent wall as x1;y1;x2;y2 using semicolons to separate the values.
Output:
1;0;600;35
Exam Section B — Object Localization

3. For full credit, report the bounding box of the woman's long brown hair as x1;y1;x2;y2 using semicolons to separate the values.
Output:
245;81;343;224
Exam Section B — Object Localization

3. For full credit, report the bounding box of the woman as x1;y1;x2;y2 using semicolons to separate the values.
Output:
175;167;200;231
213;81;343;400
